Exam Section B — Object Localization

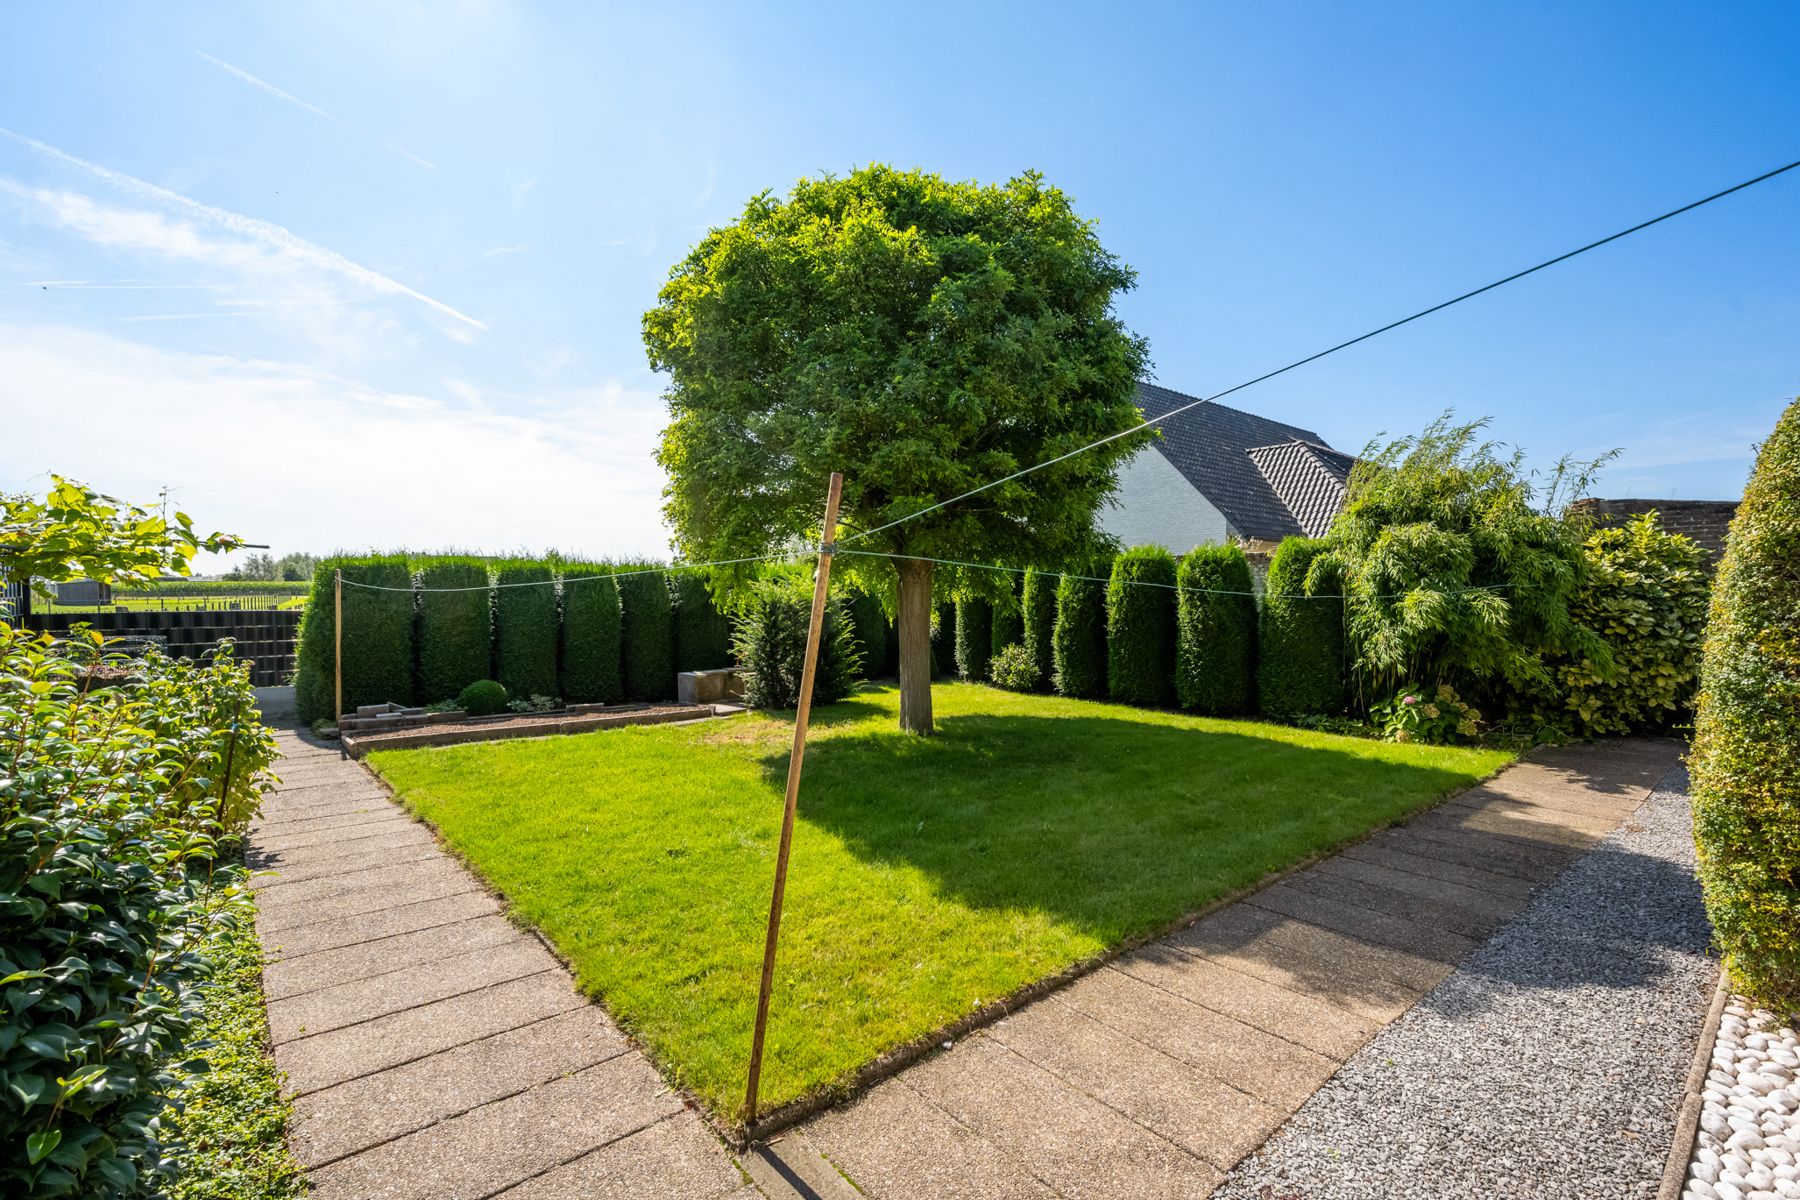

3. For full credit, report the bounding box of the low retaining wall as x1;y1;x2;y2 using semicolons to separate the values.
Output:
340;703;726;758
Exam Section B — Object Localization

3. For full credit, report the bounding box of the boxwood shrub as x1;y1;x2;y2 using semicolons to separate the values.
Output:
954;596;993;681
1257;537;1345;718
672;572;733;672
1021;567;1057;691
493;560;558;700
1175;543;1258;715
294;555;414;722
414;557;491;705
1691;397;1800;1013
1555;513;1710;735
618;569;675;700
730;577;861;708
559;565;622;704
1052;564;1109;699
1107;546;1177;707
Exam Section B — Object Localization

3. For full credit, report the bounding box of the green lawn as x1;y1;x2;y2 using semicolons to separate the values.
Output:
368;682;1512;1120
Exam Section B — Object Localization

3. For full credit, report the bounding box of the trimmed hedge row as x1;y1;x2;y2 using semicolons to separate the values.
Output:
560;565;622;704
618;570;675;701
672;572;733;673
1107;546;1177;707
1021;567;1057;692
1175;544;1257;715
295;556;413;722
1257;538;1344;717
955;596;993;681
1692;397;1800;1014
1052;564;1109;699
416;557;492;704
495;561;558;699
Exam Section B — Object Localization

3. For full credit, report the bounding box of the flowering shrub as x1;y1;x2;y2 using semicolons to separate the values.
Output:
1;625;275;1197
1371;684;1481;744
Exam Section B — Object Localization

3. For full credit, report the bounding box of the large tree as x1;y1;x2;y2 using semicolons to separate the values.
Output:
645;165;1149;733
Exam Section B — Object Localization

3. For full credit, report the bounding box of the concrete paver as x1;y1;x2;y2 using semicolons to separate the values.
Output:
262;912;521;1001
263;887;498;957
491;1114;752;1200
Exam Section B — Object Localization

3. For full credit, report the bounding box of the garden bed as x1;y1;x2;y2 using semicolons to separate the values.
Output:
365;681;1512;1123
340;702;725;757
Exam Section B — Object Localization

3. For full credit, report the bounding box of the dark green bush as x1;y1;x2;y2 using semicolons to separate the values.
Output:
730;577;861;708
672;572;733;672
559;566;622;704
954;596;992;681
1053;565;1109;699
846;586;889;679
1;633;278;1199
1022;567;1057;691
457;679;510;715
989;642;1039;692
414;557;491;705
1257;537;1345;718
294;555;414;722
932;603;956;678
1553;513;1710;735
1107;546;1177;707
618;569;675;700
493;561;558;700
1175;544;1258;715
989;581;1023;658
1692;397;1800;1013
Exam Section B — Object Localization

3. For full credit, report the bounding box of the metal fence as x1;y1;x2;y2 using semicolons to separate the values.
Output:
24;608;302;687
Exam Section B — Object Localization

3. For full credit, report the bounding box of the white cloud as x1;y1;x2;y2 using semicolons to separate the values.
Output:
195;51;437;171
0;129;483;334
0;324;672;565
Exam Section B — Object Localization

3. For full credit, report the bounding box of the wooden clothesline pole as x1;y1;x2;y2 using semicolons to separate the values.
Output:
743;471;843;1131
333;568;344;757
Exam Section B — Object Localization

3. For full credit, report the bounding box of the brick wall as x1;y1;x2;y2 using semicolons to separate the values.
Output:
1572;498;1740;567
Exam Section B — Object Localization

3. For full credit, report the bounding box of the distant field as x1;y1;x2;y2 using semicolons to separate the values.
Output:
46;592;309;613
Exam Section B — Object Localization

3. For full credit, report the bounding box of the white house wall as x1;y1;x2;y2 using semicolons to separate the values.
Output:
1098;446;1232;555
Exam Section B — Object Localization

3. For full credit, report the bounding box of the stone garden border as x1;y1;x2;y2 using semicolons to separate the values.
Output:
1659;970;1731;1200
339;702;738;758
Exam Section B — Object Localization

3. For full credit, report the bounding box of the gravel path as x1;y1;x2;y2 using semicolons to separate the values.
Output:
1685;999;1800;1199
1214;764;1715;1200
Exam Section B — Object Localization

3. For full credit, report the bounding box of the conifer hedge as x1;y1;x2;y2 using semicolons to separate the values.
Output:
955;596;993;681
560;564;622;704
1022;567;1057;691
1175;543;1258;714
932;602;955;679
295;555;414;721
415;557;492;705
847;586;889;678
619;569;676;700
1257;537;1345;717
493;560;558;700
990;580;1023;657
1107;546;1177;706
1692;397;1800;1013
1052;564;1109;699
672;572;733;672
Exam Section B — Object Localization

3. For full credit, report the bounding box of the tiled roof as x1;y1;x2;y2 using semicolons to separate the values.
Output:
1134;382;1351;542
1247;439;1355;538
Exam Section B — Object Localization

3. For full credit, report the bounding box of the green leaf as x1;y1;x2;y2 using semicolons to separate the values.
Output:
26;1128;61;1165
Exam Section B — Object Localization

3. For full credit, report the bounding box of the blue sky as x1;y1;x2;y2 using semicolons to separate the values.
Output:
2;1;1795;568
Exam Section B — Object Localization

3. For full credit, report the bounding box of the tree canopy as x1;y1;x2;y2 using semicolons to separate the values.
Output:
1;476;242;596
644;165;1151;731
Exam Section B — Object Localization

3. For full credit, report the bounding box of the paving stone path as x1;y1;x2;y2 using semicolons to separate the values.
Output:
251;727;1685;1199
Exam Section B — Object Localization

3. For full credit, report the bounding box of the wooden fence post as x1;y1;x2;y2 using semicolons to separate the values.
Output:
743;471;843;1131
334;568;344;753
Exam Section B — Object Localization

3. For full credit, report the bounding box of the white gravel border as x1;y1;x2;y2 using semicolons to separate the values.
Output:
1683;998;1800;1200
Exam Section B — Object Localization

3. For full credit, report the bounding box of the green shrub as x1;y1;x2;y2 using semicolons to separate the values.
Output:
1258;537;1345;718
1;633;277;1199
618;570;675;700
1372;683;1482;744
1052;565;1109;699
1174;544;1258;715
932;603;955;679
989;642;1039;692
414;557;491;705
954;596;993;681
493;561;558;700
846;586;889;679
294;555;414;722
559;566;622;704
1021;567;1057;691
730;577;861;708
1554;513;1710;735
672;572;733;672
990;581;1023;659
1691;397;1800;1013
458;678;509;716
1107;546;1177;707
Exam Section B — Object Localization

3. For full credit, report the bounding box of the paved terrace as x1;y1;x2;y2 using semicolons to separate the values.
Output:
249;728;1686;1199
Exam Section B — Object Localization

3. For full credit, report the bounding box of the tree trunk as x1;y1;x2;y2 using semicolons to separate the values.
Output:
896;556;935;735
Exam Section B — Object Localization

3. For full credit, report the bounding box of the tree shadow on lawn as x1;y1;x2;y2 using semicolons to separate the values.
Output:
758;706;1493;943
